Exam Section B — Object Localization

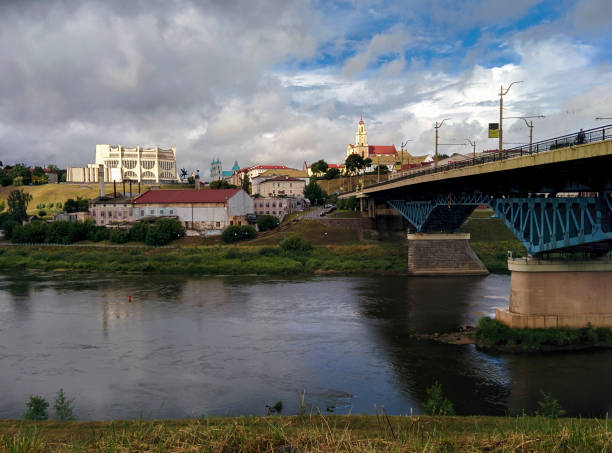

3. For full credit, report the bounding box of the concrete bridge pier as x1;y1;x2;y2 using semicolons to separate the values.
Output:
496;258;612;328
407;233;489;276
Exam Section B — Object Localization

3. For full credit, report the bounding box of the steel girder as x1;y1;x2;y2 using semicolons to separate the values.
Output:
491;194;612;254
386;194;491;232
386;193;612;254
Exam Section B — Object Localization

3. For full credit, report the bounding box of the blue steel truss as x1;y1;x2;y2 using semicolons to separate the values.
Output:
387;194;491;232
386;193;612;255
491;194;612;254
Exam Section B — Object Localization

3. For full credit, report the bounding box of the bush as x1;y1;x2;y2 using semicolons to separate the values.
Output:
54;389;75;421
46;202;54;209
11;221;49;243
45;221;74;244
23;395;49;420
258;246;281;256
256;215;280;232
38;210;47;217
109;228;130;244
145;218;185;246
0;218;20;239
424;381;455;416
536;391;566;418
128;222;149;242
221;225;257;244
89;226;109;242
280;234;312;253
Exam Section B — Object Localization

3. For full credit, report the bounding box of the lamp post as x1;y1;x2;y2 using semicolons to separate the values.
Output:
498;81;523;157
434;119;450;169
465;139;476;160
503;115;544;154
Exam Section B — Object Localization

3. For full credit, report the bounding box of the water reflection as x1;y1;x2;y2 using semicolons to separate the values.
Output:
0;272;610;419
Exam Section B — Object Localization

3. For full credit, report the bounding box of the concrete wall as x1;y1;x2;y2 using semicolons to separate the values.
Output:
406;233;488;275
228;190;254;217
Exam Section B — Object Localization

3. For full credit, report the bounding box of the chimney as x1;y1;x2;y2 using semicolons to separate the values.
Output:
194;174;201;190
98;164;105;197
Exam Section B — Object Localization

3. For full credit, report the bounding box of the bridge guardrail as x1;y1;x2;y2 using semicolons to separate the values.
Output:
360;123;612;191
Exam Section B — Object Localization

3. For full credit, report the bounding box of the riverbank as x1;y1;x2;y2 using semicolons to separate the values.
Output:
0;243;408;275
1;415;609;452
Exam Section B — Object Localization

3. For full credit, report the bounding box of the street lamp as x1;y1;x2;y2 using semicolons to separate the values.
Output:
434;119;450;169
503;115;544;154
498;81;523;157
465;139;476;160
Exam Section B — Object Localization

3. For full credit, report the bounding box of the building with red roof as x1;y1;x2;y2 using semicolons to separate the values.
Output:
346;116;399;160
132;188;254;231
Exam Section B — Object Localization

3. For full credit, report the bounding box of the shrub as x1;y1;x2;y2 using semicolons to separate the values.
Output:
424;381;455;416
109;228;130;244
536;391;566;418
12;221;49;243
54;389;75;421
45;221;73;244
38;210;47;217
280;234;312;253
23;395;49;421
221;225;257;244
46;202;54;209
89;226;109;242
128;222;149;242
256;215;280;232
145;218;185;246
0;218;20;239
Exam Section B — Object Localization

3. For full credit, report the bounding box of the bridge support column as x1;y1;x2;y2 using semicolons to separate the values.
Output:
407;233;488;276
496;258;612;328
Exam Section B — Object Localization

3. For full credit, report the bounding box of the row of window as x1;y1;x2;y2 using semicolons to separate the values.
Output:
138;208;175;216
255;202;285;208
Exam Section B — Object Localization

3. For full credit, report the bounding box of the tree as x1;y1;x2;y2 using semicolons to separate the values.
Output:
64;197;89;213
241;173;251;194
372;165;389;175
145;218;185;246
324;167;341;179
9;164;31;185
221;225;257;243
7;189;33;222
424;381;455;416
256;214;280;231
23;395;49;420
303;180;327;205
210;180;237;189
311;159;329;177
54;389;75;421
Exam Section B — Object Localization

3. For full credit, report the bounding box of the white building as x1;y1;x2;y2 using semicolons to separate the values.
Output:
132;188;254;230
67;144;180;183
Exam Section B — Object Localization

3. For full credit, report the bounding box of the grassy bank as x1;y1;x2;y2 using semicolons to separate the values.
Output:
0;243;407;275
474;317;612;351
459;209;525;273
1;415;609;452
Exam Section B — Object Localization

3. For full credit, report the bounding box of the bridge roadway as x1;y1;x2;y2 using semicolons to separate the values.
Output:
339;126;612;328
342;125;612;255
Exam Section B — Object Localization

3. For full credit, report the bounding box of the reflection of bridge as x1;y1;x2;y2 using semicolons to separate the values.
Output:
342;125;612;328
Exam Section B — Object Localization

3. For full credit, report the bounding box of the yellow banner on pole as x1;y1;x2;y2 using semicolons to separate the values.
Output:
488;123;499;138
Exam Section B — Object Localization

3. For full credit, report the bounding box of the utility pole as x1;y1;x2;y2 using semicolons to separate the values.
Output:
466;139;476;160
434;119;449;169
498;81;523;158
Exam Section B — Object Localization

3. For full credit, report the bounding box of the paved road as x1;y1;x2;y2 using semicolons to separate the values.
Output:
302;206;325;219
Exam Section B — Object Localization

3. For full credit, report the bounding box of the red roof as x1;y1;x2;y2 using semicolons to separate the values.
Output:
368;145;397;155
133;189;241;204
237;164;291;173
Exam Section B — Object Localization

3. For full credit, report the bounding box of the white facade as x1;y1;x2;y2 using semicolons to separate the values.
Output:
67;144;180;183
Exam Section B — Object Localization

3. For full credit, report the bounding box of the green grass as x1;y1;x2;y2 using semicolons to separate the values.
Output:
0;415;609;452
460;209;526;273
474;317;612;351
0;243;408;275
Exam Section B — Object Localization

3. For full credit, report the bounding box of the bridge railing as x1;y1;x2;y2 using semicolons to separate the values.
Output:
364;123;612;190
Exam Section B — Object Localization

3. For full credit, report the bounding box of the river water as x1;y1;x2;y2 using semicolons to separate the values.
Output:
0;272;610;420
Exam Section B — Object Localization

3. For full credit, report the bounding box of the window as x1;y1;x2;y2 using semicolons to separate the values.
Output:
150;209;155;215
169;209;174;215
215;221;220;227
118;212;122;218
108;211;112;217
140;209;144;216
160;209;165;215
101;211;105;217
266;211;269;215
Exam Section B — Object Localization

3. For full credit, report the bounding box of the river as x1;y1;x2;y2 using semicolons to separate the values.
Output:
0;272;610;419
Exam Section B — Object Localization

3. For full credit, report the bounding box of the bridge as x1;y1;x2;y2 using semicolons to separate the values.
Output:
341;124;612;328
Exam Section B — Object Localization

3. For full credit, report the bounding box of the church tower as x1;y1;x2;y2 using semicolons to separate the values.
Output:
355;114;368;148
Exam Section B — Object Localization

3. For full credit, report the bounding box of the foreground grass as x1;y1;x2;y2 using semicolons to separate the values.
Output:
0;415;609;452
0;243;407;275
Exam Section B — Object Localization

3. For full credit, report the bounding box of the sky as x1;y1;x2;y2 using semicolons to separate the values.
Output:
1;0;612;173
